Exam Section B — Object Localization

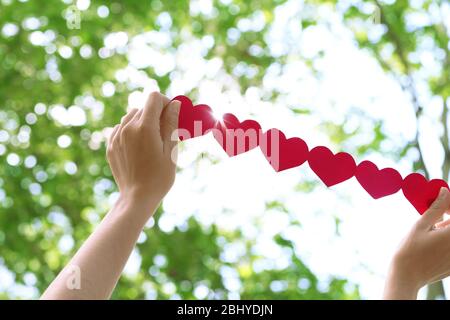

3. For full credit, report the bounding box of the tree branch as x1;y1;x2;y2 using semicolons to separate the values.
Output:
373;0;446;299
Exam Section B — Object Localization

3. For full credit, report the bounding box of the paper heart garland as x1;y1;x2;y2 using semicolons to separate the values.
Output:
308;146;356;187
355;160;403;199
260;128;309;172
402;173;449;214
174;95;448;214
213;113;261;157
173;95;216;141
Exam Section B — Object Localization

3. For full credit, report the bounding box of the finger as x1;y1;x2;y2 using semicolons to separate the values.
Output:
161;100;181;155
132;108;143;122
428;268;450;284
418;187;450;230
121;108;139;127
434;217;450;229
108;124;120;147
106;124;122;186
141;91;170;123
429;274;447;285
113;109;138;147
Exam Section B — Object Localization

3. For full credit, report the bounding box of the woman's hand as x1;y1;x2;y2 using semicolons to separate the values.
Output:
107;92;181;213
42;92;180;299
384;187;450;299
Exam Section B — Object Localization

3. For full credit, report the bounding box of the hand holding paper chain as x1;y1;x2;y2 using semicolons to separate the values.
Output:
174;95;449;214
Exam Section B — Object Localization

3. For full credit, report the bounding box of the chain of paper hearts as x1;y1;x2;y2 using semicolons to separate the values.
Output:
173;95;449;214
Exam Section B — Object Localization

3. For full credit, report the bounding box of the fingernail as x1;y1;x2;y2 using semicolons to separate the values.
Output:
171;100;181;112
438;187;448;199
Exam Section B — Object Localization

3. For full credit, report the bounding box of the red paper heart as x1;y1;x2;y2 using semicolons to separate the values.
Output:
173;95;216;141
260;128;309;172
172;95;450;216
355;160;403;199
402;173;449;214
213;113;262;157
308;146;356;187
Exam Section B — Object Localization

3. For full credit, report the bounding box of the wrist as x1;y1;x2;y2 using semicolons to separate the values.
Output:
112;192;161;224
120;188;163;212
384;262;421;300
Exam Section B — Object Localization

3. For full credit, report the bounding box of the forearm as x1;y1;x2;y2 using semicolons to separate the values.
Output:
41;195;158;300
383;265;419;300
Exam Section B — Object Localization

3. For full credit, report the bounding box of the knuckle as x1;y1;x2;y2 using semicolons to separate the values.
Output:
121;124;137;138
112;136;121;148
122;123;131;133
149;91;161;100
120;129;129;140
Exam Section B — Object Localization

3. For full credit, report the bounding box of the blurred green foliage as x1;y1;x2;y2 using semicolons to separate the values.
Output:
0;0;447;299
342;0;449;299
0;0;359;300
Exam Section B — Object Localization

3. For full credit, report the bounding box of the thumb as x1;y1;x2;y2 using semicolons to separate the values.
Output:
418;187;450;229
161;99;181;155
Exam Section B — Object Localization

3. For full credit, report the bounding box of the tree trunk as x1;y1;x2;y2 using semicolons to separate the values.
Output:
427;282;446;300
